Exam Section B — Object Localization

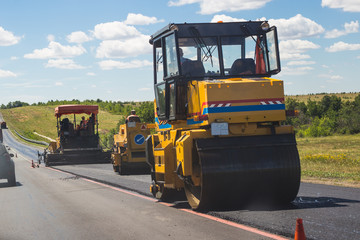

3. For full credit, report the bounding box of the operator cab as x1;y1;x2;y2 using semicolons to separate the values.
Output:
149;21;281;121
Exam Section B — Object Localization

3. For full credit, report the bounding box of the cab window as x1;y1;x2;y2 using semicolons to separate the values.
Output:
164;34;179;77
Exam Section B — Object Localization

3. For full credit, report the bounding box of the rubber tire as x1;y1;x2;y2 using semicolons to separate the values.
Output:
7;173;16;186
118;165;127;175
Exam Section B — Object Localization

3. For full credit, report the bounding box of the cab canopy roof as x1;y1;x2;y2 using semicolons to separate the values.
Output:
55;105;98;117
149;21;268;44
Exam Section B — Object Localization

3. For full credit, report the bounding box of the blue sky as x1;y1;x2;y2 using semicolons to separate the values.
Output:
0;0;359;104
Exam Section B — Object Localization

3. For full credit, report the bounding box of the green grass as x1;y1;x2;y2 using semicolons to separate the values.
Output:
286;92;359;103
0;106;123;142
297;134;360;187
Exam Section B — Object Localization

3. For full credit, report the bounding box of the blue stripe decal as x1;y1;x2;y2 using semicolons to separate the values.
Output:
187;119;204;125
155;117;172;129
203;104;285;114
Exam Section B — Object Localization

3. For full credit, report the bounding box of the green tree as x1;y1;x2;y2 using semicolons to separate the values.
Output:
137;102;155;123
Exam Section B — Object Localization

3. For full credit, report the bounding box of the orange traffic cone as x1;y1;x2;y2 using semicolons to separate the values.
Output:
31;160;35;168
294;218;306;240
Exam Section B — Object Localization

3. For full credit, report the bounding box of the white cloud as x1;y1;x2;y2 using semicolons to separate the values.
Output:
67;31;92;43
287;60;316;66
322;0;360;12
93;21;141;40
91;84;96;88
280;39;320;60
0;26;22;46
98;59;152;70
329;75;343;80
87;72;96;76
210;14;324;40
211;14;247;22
168;0;272;15
318;74;343;83
24;41;86;59
318;74;342;79
280;53;311;60
10;56;18;60
124;13;164;25
168;0;200;6
0;69;17;78
45;59;86;69
96;34;151;58
55;82;63;86
269;14;324;40
325;20;359;38
280;66;314;76
326;41;360;52
47;34;55;42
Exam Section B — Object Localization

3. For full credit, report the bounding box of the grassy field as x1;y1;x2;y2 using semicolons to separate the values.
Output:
297;134;360;187
286;92;359;103
0;106;123;142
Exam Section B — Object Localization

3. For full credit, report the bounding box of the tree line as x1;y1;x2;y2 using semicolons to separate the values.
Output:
285;94;360;137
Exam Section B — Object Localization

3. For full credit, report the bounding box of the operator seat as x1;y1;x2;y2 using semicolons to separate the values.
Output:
127;116;141;123
230;58;255;75
182;60;205;77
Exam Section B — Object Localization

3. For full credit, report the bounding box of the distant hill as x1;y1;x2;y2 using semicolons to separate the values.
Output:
0;105;123;144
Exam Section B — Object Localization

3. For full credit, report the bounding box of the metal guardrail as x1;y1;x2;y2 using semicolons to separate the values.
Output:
14;130;48;146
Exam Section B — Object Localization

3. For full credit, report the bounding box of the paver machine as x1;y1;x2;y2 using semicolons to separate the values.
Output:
146;21;301;210
111;119;155;175
43;105;110;166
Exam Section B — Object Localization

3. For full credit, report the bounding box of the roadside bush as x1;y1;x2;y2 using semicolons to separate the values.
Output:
301;117;335;137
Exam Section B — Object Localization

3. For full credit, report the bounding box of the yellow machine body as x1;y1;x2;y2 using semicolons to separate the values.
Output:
112;122;154;174
152;76;294;184
149;77;299;209
147;22;301;210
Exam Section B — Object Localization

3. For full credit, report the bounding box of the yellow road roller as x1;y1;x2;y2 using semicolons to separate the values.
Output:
112;120;155;174
146;21;301;210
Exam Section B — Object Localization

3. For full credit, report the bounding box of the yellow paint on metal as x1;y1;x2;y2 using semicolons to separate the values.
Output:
152;76;292;191
112;122;151;169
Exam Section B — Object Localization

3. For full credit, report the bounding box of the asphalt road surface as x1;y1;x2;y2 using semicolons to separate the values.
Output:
1;126;360;240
